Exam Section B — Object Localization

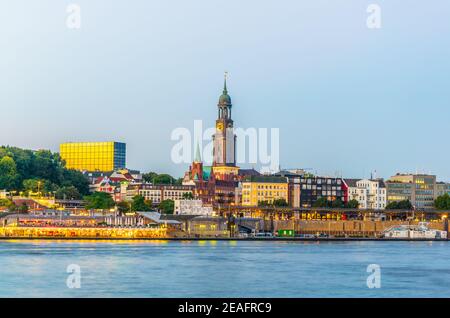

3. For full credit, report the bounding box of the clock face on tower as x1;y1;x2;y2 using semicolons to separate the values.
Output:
216;122;224;131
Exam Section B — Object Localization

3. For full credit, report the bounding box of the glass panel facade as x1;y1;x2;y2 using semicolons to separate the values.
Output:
298;177;345;208
60;141;126;172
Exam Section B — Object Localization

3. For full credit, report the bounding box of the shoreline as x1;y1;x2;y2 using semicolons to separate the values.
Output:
0;236;448;242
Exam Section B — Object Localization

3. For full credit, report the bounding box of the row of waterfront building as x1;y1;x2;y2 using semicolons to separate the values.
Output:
56;77;450;213
78;167;450;212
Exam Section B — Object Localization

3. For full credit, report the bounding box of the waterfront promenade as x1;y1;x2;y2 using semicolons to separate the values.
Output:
1;209;448;240
0;226;167;239
0;227;447;241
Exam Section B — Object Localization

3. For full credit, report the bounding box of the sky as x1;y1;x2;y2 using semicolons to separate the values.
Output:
0;0;449;180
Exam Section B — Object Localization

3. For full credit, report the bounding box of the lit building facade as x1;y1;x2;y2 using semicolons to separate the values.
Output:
386;173;436;209
385;182;413;204
436;182;450;197
138;184;194;204
288;176;346;208
345;179;387;210
0;190;9;199
60;141;126;172
174;199;214;216
272;169;306;208
241;176;288;206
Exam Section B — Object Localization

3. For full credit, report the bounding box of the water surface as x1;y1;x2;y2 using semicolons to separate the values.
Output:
0;240;448;297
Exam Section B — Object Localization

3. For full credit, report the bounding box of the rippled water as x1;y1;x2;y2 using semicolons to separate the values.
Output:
0;240;449;297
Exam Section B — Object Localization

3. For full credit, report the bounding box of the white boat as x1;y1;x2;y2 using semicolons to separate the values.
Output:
383;222;447;239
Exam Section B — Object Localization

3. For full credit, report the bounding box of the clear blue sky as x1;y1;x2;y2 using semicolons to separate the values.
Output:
1;1;449;180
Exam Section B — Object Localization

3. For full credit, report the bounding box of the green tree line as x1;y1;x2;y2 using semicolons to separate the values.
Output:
258;198;289;208
84;193;175;215
385;200;413;210
435;194;450;210
0;146;89;199
142;172;182;185
313;198;359;209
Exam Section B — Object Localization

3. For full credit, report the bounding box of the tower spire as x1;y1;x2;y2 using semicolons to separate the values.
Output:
223;71;228;94
194;142;202;163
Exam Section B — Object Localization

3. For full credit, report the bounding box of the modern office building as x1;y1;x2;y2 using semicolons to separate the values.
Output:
241;176;289;206
272;169;306;208
436;182;450;197
345;179;387;210
60;141;126;172
386;173;436;209
285;175;346;208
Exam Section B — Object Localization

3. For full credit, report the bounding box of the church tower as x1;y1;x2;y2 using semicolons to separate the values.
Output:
212;73;239;177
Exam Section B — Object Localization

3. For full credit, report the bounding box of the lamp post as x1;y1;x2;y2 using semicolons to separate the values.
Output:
37;181;42;198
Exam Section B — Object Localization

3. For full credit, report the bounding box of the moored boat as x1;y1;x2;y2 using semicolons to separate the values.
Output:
383;222;447;239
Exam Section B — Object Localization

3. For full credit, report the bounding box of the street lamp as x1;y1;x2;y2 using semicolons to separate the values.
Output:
37;181;42;198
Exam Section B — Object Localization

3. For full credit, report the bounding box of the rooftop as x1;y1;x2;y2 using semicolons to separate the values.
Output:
243;176;288;183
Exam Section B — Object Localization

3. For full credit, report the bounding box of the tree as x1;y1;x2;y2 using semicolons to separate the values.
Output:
313;197;329;208
182;192;194;200
84;192;115;210
159;199;174;214
7;202;17;212
346;199;359;209
18;202;29;213
399;200;413;209
0;198;12;208
331;199;344;208
22;178;56;194
142;172;158;183
131;195;152;212
22;179;42;193
142;172;177;185
273;198;288;207
32;150;63;185
61;169;90;195
55;186;81;200
0;156;17;190
153;174;176;185
386;200;413;210
116;201;131;215
0;146;89;196
435;194;450;210
145;199;153;208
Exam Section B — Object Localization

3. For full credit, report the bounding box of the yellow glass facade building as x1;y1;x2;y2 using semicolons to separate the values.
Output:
60;142;126;172
242;176;289;206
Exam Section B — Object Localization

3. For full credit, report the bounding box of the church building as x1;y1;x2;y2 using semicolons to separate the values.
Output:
183;74;253;206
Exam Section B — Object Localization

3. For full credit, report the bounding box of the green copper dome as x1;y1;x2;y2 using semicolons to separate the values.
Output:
219;92;231;105
218;76;232;106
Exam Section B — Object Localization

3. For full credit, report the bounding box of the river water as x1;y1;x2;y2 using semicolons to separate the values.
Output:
0;240;449;297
